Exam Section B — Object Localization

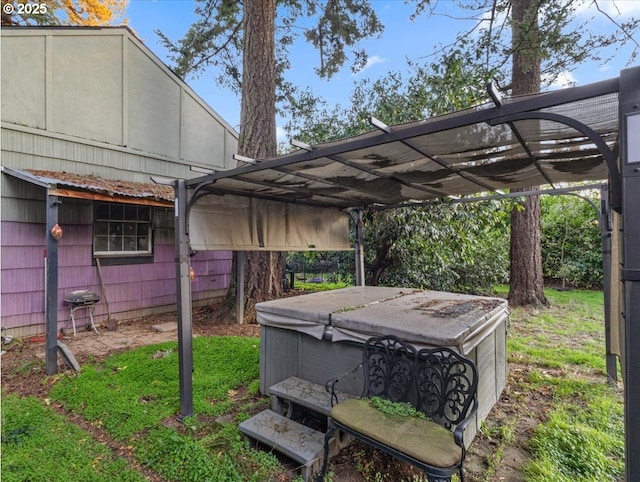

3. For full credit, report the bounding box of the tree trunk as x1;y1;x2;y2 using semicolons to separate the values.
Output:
228;0;283;323
368;243;392;286
508;0;548;306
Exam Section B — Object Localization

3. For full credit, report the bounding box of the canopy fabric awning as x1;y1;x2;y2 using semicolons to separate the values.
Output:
188;195;352;251
184;77;620;211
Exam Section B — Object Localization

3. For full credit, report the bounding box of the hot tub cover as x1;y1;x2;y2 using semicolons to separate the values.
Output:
256;286;414;339
256;287;508;354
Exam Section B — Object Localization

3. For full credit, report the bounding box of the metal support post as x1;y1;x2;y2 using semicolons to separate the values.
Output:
175;180;194;419
352;210;365;287
599;186;617;382
45;192;60;375
236;251;246;324
620;66;640;481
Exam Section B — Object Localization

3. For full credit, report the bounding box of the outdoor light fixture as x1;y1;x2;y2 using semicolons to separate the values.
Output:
189;267;196;281
370;116;390;133
50;223;63;240
627;112;640;164
150;175;176;186
233;154;257;165
291;139;313;151
190;166;217;174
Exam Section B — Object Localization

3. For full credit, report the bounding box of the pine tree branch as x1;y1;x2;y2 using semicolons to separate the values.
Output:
593;0;640;58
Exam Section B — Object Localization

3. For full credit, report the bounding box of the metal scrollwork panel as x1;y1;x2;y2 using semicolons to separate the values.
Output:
364;335;417;402
416;348;478;429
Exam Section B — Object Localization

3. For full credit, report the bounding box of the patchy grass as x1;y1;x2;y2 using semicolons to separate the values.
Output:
48;337;262;440
15;336;288;481
1;287;624;482
480;287;624;482
1;395;145;482
524;393;624;481
507;289;607;372
293;280;350;291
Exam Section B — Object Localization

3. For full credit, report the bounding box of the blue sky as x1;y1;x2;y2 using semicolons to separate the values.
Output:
127;0;640;135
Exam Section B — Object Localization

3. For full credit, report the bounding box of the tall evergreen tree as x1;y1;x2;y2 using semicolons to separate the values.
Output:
160;1;383;321
411;0;638;305
508;0;547;306
237;0;281;322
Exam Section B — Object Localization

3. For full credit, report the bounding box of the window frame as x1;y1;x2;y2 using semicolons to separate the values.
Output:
93;201;153;258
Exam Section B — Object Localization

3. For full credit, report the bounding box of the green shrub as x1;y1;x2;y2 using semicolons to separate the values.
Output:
541;194;602;287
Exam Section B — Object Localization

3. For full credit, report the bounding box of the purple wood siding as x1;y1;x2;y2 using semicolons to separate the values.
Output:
1;219;232;333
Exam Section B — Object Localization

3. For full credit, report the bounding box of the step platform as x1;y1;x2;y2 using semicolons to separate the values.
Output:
270;376;353;418
239;409;325;481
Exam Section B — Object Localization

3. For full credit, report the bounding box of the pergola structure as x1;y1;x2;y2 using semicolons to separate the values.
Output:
170;66;639;477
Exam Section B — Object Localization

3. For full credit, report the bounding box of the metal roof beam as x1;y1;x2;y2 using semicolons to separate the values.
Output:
399;138;500;193
368;182;605;211
504;121;556;187
370;116;390;133
325;152;449;198
268;166;397;204
233;154;257;164
209;174;354;204
485;82;555;187
369;116;499;194
192;162;419;208
194;184;348;209
488;111;620;211
291;139;313;151
286;137;447;201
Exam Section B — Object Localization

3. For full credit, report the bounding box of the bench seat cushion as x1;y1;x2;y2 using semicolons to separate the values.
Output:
330;398;462;468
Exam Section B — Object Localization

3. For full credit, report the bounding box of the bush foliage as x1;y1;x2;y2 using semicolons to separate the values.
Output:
541;193;602;288
288;189;603;293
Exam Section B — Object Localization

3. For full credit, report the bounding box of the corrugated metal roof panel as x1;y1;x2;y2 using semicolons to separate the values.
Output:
2;168;174;203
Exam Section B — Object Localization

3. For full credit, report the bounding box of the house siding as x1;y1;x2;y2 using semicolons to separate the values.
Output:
1;217;232;337
1;28;238;172
1;27;239;337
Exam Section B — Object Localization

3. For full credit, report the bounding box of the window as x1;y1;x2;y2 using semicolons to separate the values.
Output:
93;202;151;256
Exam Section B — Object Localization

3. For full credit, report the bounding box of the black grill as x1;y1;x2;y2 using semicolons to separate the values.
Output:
64;290;100;306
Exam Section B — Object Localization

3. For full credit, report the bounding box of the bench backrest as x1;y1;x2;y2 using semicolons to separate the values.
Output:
362;335;417;403
361;336;478;432
416;347;478;431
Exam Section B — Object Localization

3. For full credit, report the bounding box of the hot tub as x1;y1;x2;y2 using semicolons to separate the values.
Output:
256;286;508;440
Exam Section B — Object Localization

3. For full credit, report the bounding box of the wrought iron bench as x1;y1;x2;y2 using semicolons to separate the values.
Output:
316;335;478;482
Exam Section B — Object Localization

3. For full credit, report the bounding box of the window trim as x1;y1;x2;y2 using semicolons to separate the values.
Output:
93;201;153;258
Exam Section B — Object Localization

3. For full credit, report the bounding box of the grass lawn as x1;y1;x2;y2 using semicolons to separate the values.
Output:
1;287;625;481
2;395;146;482
483;287;624;482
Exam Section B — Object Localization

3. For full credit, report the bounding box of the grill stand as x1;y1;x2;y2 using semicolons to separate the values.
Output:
68;303;99;337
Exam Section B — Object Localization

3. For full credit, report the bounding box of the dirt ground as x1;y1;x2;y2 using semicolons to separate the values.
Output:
1;300;541;482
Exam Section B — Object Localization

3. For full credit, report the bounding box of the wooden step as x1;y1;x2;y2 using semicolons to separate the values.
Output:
239;409;325;481
270;376;353;417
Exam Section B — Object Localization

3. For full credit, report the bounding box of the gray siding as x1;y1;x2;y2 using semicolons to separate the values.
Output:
1;27;238;182
0;27;238;336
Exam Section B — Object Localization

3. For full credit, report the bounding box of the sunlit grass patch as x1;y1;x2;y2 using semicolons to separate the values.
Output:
293;280;349;291
524;389;624;481
501;288;623;482
47;335;287;480
50;336;260;440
